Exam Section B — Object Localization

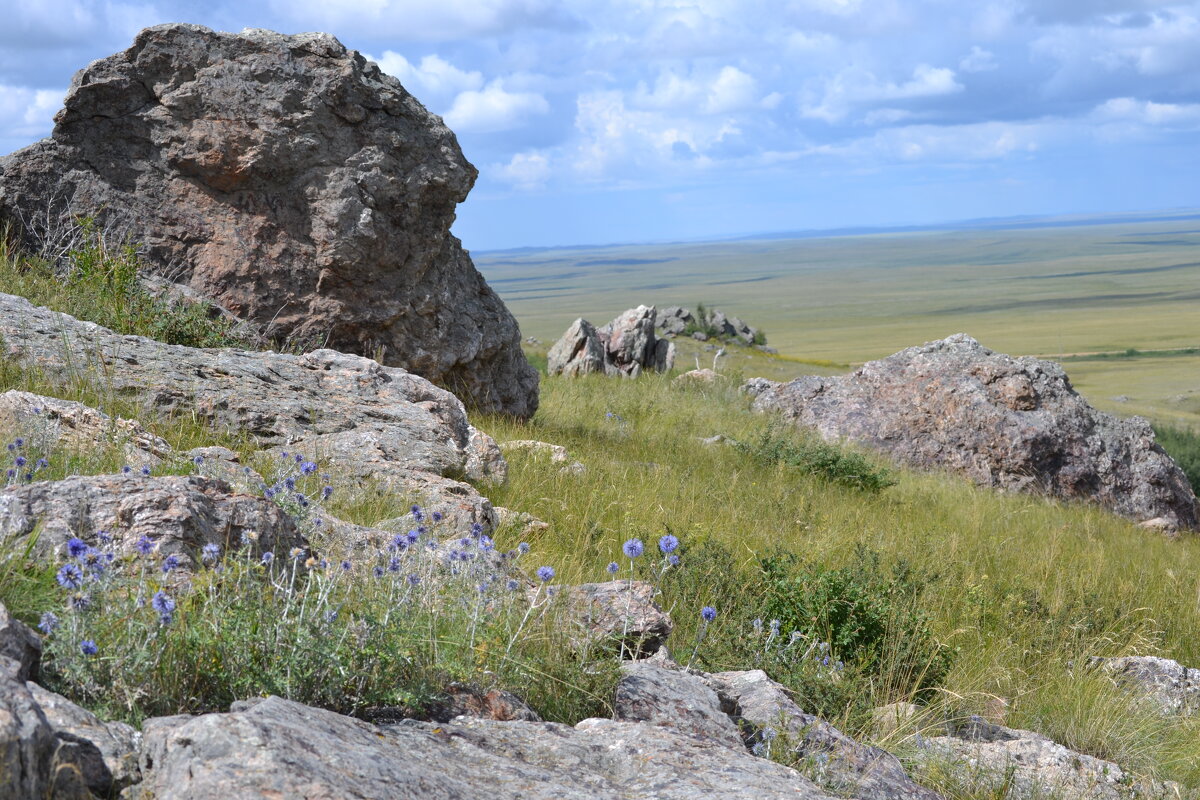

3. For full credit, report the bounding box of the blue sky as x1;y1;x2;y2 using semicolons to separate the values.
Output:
1;0;1198;250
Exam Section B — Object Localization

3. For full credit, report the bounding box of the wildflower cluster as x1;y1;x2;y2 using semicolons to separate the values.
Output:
4;434;50;485
750;617;844;673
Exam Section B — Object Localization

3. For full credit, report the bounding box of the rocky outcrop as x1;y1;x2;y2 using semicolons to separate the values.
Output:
745;334;1199;529
0;603;40;684
704;669;942;800
917;717;1180;800
0;474;303;568
128;694;840;800
614;661;745;749
1093;656;1199;716
0;292;504;532
656;305;761;345
548;306;675;377
0;23;537;418
26;682;141;797
559;580;674;657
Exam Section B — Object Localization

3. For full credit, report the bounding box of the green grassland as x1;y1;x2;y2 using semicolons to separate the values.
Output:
479;212;1200;427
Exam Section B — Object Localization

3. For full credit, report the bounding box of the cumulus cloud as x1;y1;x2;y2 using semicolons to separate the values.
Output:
368;52;483;101
0;85;64;139
272;0;579;41
802;64;964;123
1093;96;1200;126
493;150;552;189
444;81;550;132
959;46;999;72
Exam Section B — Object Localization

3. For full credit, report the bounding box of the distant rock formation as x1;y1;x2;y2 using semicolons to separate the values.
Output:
745;334;1199;530
548;305;675;377
657;305;761;346
0;24;537;418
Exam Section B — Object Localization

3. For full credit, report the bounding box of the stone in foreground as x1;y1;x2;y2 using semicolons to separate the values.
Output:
0;292;503;532
745;334;1198;529
614;661;745;749
130;694;839;799
0;23;537;418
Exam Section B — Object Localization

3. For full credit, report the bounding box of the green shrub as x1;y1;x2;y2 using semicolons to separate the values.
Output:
1154;424;1200;495
732;427;896;493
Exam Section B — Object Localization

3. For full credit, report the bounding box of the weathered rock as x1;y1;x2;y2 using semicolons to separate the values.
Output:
0;390;170;469
656;306;693;336
614;661;745;749
0;292;504;532
919;717;1179;800
434;684;542;723
872;702;920;740
0;603;40;684
745;334;1199;529
0;474;303;568
674;368;721;385
0;675;58;799
501;440;571;463
704;669;942;800
1093;655;1199;716
130;694;839;799
547;318;607;377
0;23;538;418
559;581;673;657
26;682;140;796
548;307;675;377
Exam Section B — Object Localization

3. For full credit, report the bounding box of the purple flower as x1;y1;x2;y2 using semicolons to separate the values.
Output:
606;561;619;574
56;563;83;589
388;557;401;573
140;465;151;476
701;606;717;623
340;560;352;572
373;565;385;578
151;590;176;616
668;554;681;566
201;542;221;563
411;505;424;521
506;579;520;591
66;537;88;558
623;538;644;558
69;592;90;610
79;639;98;656
135;536;155;556
193;455;204;466
517;542;530;554
36;458;49;469
162;554;181;574
658;534;679;554
536;566;555;582
261;552;274;566
38;612;59;634
300;461;318;475
432;511;443;522
121;465;132;475
322;485;333;499
471;522;484;537
96;531;112;545
14;456;26;467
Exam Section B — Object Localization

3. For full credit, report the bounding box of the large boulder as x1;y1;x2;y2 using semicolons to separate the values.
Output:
0;603;41;684
613;661;745;749
0;23;538;419
0;292;504;532
0;675;91;799
129;694;841;799
1092;655;1199;716
745;334;1198;529
547;306;675;377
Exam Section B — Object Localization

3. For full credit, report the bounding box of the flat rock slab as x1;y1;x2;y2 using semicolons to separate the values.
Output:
745;334;1199;529
0;474;303;568
0;23;537;418
614;661;745;749
130;695;839;799
0;390;170;468
0;292;504;531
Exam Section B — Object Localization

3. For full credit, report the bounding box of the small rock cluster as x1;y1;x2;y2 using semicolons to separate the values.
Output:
547;305;675;377
657;305;761;345
745;334;1199;530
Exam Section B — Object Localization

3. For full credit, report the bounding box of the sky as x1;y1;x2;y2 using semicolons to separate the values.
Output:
1;1;1198;251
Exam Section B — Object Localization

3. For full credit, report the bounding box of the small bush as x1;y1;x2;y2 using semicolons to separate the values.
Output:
1154;424;1200;495
732;427;897;493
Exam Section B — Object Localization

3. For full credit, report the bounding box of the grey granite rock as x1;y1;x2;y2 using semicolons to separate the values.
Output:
26;682;140;796
0;603;40;684
705;669;942;800
559;580;673;657
745;334;1199;529
547;318;607;377
129;694;839;799
0;474;303;568
919;717;1180;800
0;292;504;532
0;23;538;418
548;307;675;377
0;675;90;799
1093;655;1199;716
614;660;745;748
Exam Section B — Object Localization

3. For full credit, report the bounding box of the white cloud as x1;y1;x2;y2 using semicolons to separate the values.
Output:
273;0;577;41
704;66;758;113
816;120;1048;163
0;85;64;140
444;81;549;132
802;64;964;122
493;150;552;189
1092;96;1200;126
960;46;999;72
368;52;483;101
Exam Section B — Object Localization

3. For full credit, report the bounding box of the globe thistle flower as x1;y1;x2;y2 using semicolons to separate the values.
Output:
431;511;443;522
66;537;88;558
56;563;84;589
135;536;155;556
388;556;401;573
261;552;274;566
38;611;59;634
606;562;619;574
701;606;717;622
410;505;424;521
658;534;679;555
506;579;520;591
193;455;204;466
81;548;105;575
151;590;176;617
471;522;484;537
322;485;333;499
161;554;181;574
517;542;530;554
668;554;680;566
14;456;26;467
121;465;132;475
407;574;421;586
373;566;385;578
623;538;644;559
201;543;221;564
300;461;318;475
340;560;352;572
79;639;98;656
290;547;306;561
69;592;90;610
140;465;151;476
37;458;50;469
323;609;338;623
96;530;112;545
536;566;555;582
284;477;296;491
